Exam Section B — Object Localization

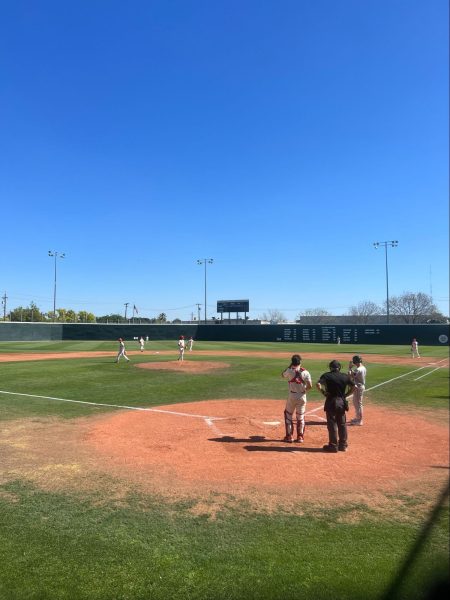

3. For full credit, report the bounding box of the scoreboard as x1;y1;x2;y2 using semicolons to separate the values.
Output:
217;300;249;313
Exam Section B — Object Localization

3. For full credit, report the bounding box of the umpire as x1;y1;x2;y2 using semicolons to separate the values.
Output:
316;360;355;453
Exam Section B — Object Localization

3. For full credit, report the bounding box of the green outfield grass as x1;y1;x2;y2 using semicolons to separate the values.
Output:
0;339;449;358
166;340;449;359
0;341;448;599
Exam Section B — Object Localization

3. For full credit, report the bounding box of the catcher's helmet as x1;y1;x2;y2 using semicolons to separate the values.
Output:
352;355;363;364
291;354;301;366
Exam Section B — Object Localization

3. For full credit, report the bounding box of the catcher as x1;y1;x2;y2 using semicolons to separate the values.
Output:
281;354;312;443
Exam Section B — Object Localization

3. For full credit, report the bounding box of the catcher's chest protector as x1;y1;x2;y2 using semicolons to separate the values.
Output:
289;367;305;384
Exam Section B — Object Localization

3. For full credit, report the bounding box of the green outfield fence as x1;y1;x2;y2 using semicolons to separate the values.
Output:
0;322;448;345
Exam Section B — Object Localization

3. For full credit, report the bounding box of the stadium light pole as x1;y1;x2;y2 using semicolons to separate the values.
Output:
373;241;398;324
48;251;65;322
197;259;213;324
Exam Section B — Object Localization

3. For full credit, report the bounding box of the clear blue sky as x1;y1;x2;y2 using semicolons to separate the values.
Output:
1;0;448;320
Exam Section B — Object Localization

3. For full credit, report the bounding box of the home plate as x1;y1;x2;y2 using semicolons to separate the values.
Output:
263;421;280;425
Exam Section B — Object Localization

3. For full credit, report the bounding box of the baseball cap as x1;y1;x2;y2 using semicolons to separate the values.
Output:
352;355;362;364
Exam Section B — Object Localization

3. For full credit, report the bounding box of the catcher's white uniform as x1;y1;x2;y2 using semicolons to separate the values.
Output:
282;366;312;442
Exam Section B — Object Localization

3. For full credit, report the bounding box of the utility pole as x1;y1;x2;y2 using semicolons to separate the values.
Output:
1;292;7;320
195;303;202;322
429;265;433;298
124;302;129;320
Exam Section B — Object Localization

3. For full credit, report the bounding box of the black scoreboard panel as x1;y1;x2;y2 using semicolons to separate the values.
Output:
197;324;448;345
217;300;249;313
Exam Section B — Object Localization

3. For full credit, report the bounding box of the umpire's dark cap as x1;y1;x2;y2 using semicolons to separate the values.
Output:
329;360;341;370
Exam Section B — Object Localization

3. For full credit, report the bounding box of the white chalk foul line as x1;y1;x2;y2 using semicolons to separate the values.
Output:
306;405;323;415
0;389;225;421
413;367;443;381
365;359;448;392
1;356;447;427
204;418;226;436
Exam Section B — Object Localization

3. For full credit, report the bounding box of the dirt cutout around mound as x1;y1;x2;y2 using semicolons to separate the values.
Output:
136;361;231;373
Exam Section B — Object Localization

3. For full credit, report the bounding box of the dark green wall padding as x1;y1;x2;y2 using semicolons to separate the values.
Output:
0;322;448;345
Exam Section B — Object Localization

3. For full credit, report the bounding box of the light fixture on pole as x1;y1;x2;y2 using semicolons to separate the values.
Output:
197;259;213;324
373;241;398;324
48;251;66;322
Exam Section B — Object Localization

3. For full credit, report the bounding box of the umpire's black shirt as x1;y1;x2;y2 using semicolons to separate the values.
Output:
318;370;352;399
319;371;353;412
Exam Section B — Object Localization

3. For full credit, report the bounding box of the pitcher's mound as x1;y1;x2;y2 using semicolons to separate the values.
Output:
136;360;230;373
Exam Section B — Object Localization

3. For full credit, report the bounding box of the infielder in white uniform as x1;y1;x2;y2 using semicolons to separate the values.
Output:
188;336;194;351
411;338;420;358
348;355;366;425
281;354;312;443
139;336;145;352
178;335;185;361
116;338;130;363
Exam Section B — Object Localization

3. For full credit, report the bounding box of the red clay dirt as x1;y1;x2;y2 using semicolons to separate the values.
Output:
84;399;449;507
136;360;231;373
0;349;445;366
0;350;448;512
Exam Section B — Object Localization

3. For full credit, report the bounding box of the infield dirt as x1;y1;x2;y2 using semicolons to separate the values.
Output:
1;399;448;514
1;350;448;514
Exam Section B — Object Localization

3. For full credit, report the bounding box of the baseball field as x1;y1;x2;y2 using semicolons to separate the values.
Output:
0;340;448;600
